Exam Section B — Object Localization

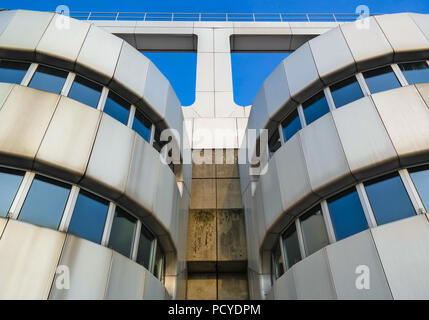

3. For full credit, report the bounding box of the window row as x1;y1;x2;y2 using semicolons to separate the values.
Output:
0;59;167;151
0;166;165;282
271;163;429;282
269;60;429;154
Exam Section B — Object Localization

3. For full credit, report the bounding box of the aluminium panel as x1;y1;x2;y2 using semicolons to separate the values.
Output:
273;268;298;300
143;270;167;300
0;82;13;110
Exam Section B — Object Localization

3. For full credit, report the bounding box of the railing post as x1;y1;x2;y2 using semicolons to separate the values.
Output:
333;13;337;22
171;13;174;21
87;12;91;20
115;12;119;21
279;13;283;22
226;13;228;21
144;12;147;21
253;13;255;22
199;13;201;21
306;13;310;22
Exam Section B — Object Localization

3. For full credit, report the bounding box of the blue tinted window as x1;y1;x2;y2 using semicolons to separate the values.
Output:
0;168;24;218
409;165;429;212
0;60;29;84
133;108;151;142
108;207;137;258
68;190;109;244
281;109;301;142
28;65;67;94
268;129;281;154
328;188;368;241
281;223;301;270
68;75;102;108
302;91;330;125
399;61;429;85
18;176;70;229
363;66;401;94
300;205;329;255
365;173;415;225
136;225;154;269
330;76;364;108
103;91;130;125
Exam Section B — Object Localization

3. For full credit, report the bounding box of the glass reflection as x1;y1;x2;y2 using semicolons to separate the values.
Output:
108;207;137;258
409;165;429;212
68;75;102;108
363;66;401;94
0;60;29;84
330;76;363;108
136;225;155;270
103;91;130;125
28;65;67;94
302;91;330;125
399;61;429;85
300;205;329;256
0;168;24;218
281;223;301;269
281;109;301;142
132;108;152;142
271;241;284;280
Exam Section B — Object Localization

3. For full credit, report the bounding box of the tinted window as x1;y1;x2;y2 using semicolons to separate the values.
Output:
409;165;429;212
271;241;284;280
365;173;415;226
68;75;102;108
399;61;429;85
153;245;165;281
328;188;368;241
68;190;109;243
18;175;70;229
268;129;281;154
281;223;301;269
0;60;29;84
281;109;301;142
0;168;24;218
300;206;329;256
330;76;364;108
28;65;68;94
108;207;137;258
136;225;154;269
132;108;152;142
363;66;401;94
103;91;130;125
302;91;330;125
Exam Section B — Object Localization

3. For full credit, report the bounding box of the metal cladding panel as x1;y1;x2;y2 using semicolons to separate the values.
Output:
372;85;429;166
300;113;355;197
410;13;429;43
36;15;91;69
332;97;399;181
248;84;269;131
371;215;429;299
143;270;167;300
0;220;65;299
273;268;297;300
49;235;112;300
340;16;394;71
81;113;135;200
253;184;267;256
0;82;13;110
105;252;145;300
35;97;102;183
375;13;429;61
416;83;429;108
164;85;184;149
76;25;124;85
0;10;53;60
0;85;59;169
284;42;323;103
0;218;6;237
293;248;336;299
0;10;16;36
309;27;357;85
110;41;150;104
119;134;161;216
243;188;258;272
326;230;392;300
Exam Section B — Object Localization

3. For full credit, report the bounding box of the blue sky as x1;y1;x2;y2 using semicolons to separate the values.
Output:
4;0;428;106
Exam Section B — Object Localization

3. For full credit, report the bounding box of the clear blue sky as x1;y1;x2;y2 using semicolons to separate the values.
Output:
5;0;428;106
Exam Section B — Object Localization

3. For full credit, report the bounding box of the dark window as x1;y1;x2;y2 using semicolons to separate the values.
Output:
399;61;429;85
268;129;281;154
363;66;401;94
0;60;30;84
18;175;70;229
364;173;415;226
136;225;155;270
68;75;102;108
281;223;301;270
299;205;329;256
330;76;364;108
328;187;368;241
68;190;109;244
108;207;137;258
103;91;130;125
271;241;284;281
409;165;429;212
28;65;68;94
302;91;330;125
153;245;165;282
281;109;301;142
132;108;152;142
0;168;24;218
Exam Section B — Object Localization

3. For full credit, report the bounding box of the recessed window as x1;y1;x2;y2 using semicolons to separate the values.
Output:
136;225;155;270
281;223;301;270
18;175;70;229
330;76;364;108
302;91;330;125
268;129;281;154
327;187;368;241
103;91;130;125
271;241;284;281
363;66;401;94
299;205;329;256
132;108;152;142
409;165;429;212
28;65;68;94
0;60;30;84
68;190;109;244
281;109;301;142
108;207;137;258
364;173;415;226
398;61;429;85
153;245;165;282
0;168;24;218
68;75;102;109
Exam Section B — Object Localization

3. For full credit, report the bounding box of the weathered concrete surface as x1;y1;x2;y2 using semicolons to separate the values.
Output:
216;179;243;209
187;273;217;300
218;273;249;300
190;179;216;209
